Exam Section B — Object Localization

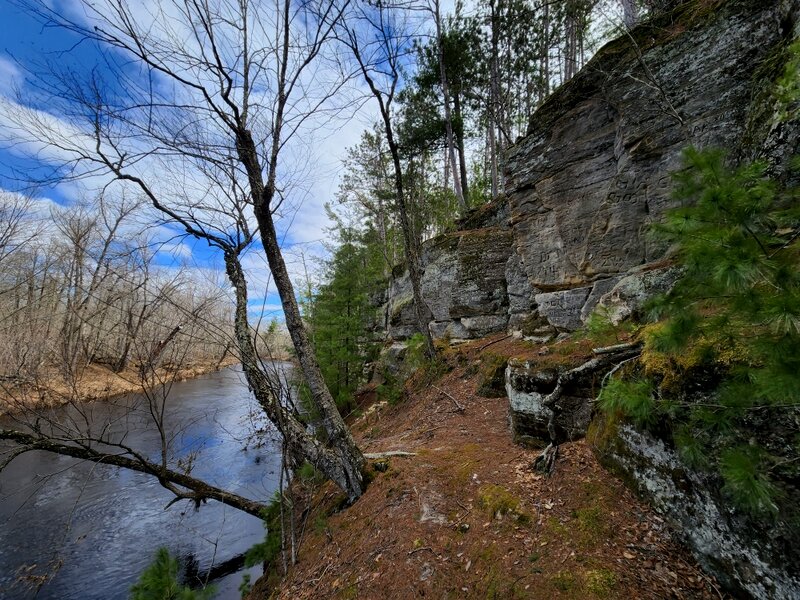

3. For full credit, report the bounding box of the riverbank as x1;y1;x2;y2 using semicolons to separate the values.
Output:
0;356;240;415
250;334;726;599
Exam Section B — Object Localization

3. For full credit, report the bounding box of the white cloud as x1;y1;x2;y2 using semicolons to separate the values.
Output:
0;55;20;90
0;0;394;305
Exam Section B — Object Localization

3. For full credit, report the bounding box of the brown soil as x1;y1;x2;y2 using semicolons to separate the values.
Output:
0;357;240;415
252;335;727;600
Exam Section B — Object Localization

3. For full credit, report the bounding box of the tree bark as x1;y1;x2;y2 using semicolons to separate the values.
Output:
453;93;469;201
223;248;366;502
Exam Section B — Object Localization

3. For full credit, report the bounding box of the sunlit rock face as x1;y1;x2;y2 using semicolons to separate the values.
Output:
380;0;799;342
378;1;800;596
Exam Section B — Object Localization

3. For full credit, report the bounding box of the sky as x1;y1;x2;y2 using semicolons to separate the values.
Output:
0;0;623;325
0;0;381;323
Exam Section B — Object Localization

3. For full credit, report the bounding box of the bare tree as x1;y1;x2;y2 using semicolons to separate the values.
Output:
4;0;367;501
338;0;436;358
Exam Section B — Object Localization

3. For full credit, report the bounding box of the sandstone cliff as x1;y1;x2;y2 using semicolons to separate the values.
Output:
380;0;799;344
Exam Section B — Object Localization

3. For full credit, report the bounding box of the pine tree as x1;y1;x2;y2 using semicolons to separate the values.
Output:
130;548;214;600
601;147;800;516
305;218;384;415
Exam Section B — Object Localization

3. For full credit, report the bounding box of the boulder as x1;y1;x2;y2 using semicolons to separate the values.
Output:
595;266;681;324
591;414;800;599
534;287;592;331
506;359;594;447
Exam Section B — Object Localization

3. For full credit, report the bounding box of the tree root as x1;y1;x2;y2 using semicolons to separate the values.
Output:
532;443;559;475
532;342;642;476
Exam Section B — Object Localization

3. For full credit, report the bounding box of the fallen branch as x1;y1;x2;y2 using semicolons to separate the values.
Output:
478;335;511;352
433;384;464;412
364;451;417;459
592;341;642;355
0;429;268;517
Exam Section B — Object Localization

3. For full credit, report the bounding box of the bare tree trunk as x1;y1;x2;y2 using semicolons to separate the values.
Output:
488;0;501;200
342;10;436;358
621;0;639;29
223;246;365;501
383;122;435;358
564;14;577;81
453;93;469;202
542;1;551;98
431;0;465;211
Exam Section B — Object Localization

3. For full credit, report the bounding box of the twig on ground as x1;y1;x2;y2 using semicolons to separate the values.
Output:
433;384;465;413
478;335;511;352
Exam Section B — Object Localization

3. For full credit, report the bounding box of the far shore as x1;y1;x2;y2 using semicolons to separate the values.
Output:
0;357;242;416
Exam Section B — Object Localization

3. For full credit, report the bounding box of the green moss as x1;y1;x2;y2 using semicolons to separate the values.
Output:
520;313;551;337
584;569;617;598
389;294;413;322
551;570;577;592
477;484;521;517
744;36;800;150
476;353;508;398
546;517;569;538
575;506;610;541
586;409;621;455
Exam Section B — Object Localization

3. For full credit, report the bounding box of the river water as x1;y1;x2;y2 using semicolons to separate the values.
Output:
0;366;283;599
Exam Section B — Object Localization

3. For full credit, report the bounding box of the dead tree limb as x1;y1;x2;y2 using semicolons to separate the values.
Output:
0;429;268;518
433;384;464;413
364;451;416;459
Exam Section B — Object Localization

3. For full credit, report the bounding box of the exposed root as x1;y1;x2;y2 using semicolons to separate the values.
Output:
537;343;643;475
532;443;559;475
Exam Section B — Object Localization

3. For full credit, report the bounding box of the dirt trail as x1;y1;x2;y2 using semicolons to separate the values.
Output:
261;336;726;600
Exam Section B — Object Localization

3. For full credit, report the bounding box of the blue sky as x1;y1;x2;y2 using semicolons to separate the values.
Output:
0;0;380;322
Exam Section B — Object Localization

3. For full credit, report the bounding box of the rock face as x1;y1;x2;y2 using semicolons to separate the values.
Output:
375;1;800;597
505;0;797;295
591;415;800;599
382;0;800;342
381;203;516;341
506;359;596;447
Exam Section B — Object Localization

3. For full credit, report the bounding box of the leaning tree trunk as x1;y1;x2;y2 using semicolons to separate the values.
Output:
233;115;367;500
223;249;366;501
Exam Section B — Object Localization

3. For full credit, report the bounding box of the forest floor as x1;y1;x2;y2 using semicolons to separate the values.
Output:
0;356;240;414
253;333;729;600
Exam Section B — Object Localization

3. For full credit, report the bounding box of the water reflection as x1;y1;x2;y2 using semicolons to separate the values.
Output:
0;366;282;599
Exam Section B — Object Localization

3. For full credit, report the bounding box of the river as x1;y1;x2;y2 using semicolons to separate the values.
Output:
0;366;283;599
